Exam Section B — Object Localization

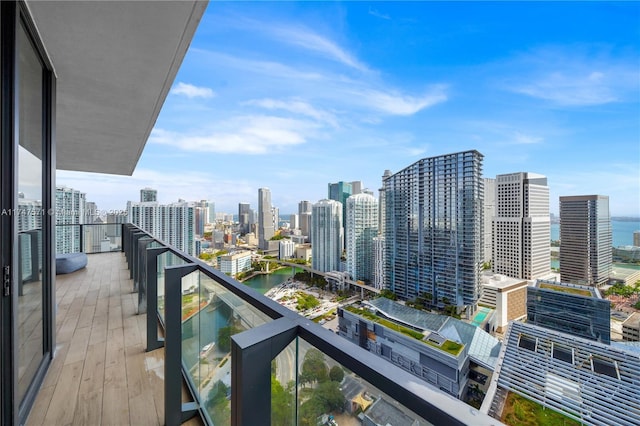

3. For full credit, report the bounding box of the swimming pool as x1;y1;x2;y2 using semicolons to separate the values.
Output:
471;307;491;327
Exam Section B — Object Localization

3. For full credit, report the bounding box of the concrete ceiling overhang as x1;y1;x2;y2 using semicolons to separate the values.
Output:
26;1;208;175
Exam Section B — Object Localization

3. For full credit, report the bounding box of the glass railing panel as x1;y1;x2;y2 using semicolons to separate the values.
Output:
271;340;298;426
296;338;434;426
55;224;81;254
156;251;186;322
82;223;123;253
194;271;272;426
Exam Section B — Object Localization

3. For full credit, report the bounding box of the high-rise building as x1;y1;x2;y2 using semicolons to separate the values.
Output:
373;236;385;290
483;178;495;264
378;170;392;235
559;195;612;286
258;188;274;249
127;200;196;255
208;200;215;224
634;230;640;247
492;172;550;279
56;186;86;254
140;187;157;202
299;212;312;243
384;150;484;311
238;202;251;235
311;199;343;272
272;206;279;232
328;181;362;245
289;213;299;230
298;200;312;216
84;201;99;224
345;193;378;283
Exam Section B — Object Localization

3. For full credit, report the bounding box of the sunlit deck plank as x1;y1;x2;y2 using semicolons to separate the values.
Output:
27;252;202;426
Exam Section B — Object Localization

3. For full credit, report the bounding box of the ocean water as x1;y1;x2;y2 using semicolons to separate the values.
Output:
551;220;640;247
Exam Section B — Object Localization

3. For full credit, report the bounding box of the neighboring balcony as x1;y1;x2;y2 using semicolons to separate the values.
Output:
28;224;501;426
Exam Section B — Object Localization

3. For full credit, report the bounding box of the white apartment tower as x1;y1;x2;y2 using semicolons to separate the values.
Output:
346;193;378;283
311;199;343;273
373;236;385;290
483;178;495;264
560;195;612;286
127;200;196;255
258;188;274;250
492;172;550;280
55;186;86;254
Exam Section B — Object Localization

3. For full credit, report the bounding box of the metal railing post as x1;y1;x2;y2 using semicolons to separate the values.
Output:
165;264;199;426
135;237;153;293
130;231;145;285
145;246;168;351
230;318;298;426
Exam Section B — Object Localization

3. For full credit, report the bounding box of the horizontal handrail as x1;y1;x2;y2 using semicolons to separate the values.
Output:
122;223;503;426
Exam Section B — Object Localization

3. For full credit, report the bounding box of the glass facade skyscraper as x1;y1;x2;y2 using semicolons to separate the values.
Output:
346;193;378;283
384;150;484;311
559;195;612;286
311;199;343;272
258;188;274;249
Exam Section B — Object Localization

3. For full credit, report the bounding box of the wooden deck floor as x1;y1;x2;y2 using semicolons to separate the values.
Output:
27;252;202;426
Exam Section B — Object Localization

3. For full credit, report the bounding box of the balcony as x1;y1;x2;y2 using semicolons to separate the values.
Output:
27;224;501;425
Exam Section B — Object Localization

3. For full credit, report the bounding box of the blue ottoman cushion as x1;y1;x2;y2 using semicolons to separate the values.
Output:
56;253;88;274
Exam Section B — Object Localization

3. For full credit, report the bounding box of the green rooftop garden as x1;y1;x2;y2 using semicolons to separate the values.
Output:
539;283;593;297
501;391;581;426
343;306;464;356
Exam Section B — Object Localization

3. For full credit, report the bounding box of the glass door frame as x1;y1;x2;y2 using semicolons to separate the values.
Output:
1;2;56;424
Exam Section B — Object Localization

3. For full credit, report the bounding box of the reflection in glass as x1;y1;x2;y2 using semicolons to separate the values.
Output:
294;339;433;426
17;20;44;402
177;271;271;425
272;340;297;426
156;252;186;322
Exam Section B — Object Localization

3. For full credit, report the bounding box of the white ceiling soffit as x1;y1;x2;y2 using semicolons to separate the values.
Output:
27;1;208;175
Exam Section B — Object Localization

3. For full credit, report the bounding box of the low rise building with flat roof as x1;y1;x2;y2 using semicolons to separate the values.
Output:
338;298;501;400
479;273;528;333
363;397;429;426
482;321;640;426
217;251;252;278
622;312;640;342
527;279;610;344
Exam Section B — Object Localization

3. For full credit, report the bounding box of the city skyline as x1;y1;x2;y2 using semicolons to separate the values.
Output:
56;2;639;216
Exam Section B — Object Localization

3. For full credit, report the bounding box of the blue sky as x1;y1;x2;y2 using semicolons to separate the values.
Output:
58;1;640;216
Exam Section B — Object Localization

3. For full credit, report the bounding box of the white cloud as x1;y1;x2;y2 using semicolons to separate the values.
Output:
191;48;326;81
502;46;638;106
170;82;215;99
244;98;339;127
512;132;543;145
352;86;448;115
368;8;391;20
149;115;317;155
261;25;370;72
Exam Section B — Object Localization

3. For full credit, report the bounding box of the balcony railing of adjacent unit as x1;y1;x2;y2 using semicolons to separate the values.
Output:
55;223;124;255
118;223;501;426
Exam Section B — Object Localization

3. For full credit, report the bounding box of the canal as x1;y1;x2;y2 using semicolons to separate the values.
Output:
182;266;301;369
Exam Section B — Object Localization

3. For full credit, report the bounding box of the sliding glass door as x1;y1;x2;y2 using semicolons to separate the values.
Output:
1;2;55;424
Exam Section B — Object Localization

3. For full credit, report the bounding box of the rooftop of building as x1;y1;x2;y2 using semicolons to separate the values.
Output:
534;279;600;298
358;298;502;369
485;321;640;426
364;397;429;426
481;273;529;291
622;312;640;328
610;265;640;280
